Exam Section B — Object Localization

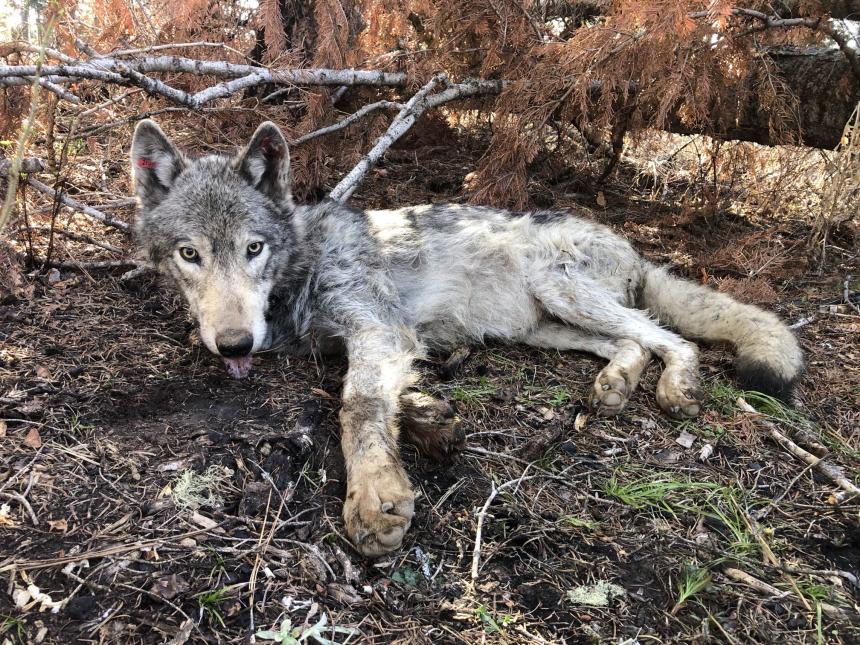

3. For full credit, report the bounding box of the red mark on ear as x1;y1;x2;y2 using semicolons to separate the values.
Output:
136;158;157;169
259;136;284;159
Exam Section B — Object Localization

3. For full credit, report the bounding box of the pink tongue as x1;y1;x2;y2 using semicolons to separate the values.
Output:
222;355;253;379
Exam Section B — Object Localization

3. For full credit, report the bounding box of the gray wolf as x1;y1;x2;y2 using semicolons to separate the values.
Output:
131;120;803;556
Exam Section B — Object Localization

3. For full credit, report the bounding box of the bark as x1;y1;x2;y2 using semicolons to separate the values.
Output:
665;49;859;149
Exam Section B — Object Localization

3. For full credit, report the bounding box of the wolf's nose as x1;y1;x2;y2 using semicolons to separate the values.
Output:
216;330;254;357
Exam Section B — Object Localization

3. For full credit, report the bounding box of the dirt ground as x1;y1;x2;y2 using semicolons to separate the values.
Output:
1;138;859;644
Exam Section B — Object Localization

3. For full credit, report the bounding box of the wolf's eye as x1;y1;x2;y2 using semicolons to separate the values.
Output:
247;241;264;258
179;246;199;263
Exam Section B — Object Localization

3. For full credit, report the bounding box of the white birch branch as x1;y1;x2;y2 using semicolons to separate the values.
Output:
329;77;504;202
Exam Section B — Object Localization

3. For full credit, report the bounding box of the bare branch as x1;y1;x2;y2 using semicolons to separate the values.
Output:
26;177;131;232
293;100;404;145
0;77;81;104
0;57;409;107
0;157;44;175
688;7;860;81
190;72;268;105
329;77;503;202
24;255;141;271
17;226;124;254
0;41;78;64
737;397;860;502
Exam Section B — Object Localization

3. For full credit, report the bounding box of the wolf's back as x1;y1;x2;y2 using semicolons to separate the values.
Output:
640;265;802;399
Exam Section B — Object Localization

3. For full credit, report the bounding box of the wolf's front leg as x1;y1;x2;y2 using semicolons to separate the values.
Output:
339;325;418;557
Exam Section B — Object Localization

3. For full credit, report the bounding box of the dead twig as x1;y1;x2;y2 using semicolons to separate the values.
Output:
330;76;502;201
17;226;123;254
22;255;141;272
737;397;860;502
0;526;221;573
471;468;540;582
0;77;80;103
0;491;39;526
26;177;130;231
293;100;405;145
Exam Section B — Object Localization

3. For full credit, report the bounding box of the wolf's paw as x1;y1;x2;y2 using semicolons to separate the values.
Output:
591;366;632;416
656;366;702;419
399;392;465;463
343;461;414;558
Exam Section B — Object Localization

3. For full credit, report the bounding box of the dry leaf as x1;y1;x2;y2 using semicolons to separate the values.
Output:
23;427;42;449
35;365;53;380
0;503;17;527
596;191;607;207
150;574;189;600
47;519;68;532
0;420;6;438
574;412;588;431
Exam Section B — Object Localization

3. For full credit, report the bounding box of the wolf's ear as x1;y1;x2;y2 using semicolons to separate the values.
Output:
235;121;294;208
131;119;186;209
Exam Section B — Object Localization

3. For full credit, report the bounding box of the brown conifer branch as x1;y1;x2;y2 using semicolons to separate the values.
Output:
688;7;860;82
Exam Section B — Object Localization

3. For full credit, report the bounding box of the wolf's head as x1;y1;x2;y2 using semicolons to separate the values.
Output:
131;120;298;378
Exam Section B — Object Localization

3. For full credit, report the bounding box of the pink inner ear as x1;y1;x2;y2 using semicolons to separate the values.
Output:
137;158;157;169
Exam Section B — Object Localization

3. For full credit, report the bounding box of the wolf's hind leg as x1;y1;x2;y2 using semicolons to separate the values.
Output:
522;323;650;415
530;278;702;419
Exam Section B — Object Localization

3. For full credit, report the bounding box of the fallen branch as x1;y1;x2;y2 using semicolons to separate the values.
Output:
0;157;44;176
0;491;39;526
23;254;141;272
16;226;123;254
293;100;404;145
0;56;409;108
0;77;81;104
471;469;539;582
26;177;130;232
330;76;503;201
737;397;860;502
723;567;789;598
723;567;860;623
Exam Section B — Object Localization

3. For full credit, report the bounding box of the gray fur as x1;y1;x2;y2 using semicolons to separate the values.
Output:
131;120;803;556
